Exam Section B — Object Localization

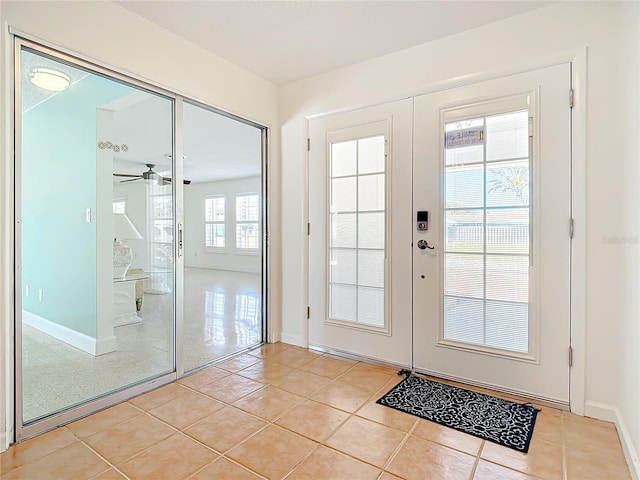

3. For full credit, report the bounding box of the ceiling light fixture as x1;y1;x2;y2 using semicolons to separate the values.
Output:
30;67;71;92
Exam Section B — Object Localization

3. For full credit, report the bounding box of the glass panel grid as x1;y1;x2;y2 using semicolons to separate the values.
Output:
443;110;530;353
205;195;225;248
328;135;386;328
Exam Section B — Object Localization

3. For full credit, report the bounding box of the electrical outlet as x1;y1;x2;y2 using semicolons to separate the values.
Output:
25;285;30;297
38;289;43;301
86;208;91;222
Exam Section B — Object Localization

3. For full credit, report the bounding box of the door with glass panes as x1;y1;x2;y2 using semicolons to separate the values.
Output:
308;100;413;366
413;64;572;405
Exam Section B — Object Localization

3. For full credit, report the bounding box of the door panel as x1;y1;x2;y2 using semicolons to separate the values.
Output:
412;64;571;403
309;100;413;366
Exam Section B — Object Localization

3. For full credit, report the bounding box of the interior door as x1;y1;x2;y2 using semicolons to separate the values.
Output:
308;100;413;366
412;64;572;404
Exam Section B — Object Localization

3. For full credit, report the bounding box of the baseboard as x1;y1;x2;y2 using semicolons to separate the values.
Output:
22;311;116;356
280;333;306;348
585;401;639;480
0;430;9;452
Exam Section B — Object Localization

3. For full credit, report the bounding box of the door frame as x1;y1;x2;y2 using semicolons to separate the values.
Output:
304;50;587;414
6;33;271;443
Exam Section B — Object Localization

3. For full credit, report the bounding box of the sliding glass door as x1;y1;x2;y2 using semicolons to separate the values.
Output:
181;102;264;372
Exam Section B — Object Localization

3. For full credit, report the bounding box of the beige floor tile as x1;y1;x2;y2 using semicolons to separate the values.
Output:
337;364;396;393
299;355;357;379
236;362;295;384
379;473;404;480
67;402;140;439
128;383;191;411
481;437;563;479
191;457;264;480
177;366;229;390
356;401;418;433
310;381;373;413
0;427;77;475
90;468;128;480
232;385;304;421
276;400;350;442
84;413;175;465
288;445;381;480
199;374;265;404
566;446;631;480
473;460;538;480
147;390;225;429
185;406;268;453
269;369;332;397
2;442;110;480
269;347;322;368
411;419;482;456
227;425;317;479
563;413;623;455
530;411;562;446
247;342;293;359
386;435;475;480
118;433;217;480
325;416;405;468
216;354;262;373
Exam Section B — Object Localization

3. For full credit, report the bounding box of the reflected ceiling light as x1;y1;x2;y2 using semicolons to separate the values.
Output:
30;67;71;91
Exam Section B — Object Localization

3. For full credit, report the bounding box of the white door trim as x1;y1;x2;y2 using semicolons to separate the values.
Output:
303;49;587;414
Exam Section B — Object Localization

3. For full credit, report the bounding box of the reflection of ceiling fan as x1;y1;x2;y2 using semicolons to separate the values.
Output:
113;164;191;185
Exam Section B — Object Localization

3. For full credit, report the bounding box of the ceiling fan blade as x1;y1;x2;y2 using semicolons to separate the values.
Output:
114;173;142;178
120;178;141;183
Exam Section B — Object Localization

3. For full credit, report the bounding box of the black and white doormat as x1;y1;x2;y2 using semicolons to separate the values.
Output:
376;372;539;453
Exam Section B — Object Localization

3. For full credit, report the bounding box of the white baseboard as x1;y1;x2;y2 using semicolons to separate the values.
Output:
585;401;639;480
280;333;307;348
22;311;116;356
0;431;9;453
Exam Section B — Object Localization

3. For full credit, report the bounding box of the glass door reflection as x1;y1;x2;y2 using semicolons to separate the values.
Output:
182;102;264;371
18;45;175;424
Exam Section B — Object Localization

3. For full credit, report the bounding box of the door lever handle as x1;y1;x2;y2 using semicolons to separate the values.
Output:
417;239;435;250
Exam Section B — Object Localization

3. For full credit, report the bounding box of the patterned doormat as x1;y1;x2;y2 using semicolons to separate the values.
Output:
376;371;539;453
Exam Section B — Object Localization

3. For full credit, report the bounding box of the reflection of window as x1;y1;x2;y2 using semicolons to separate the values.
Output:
205;291;226;346
205;195;225;248
235;293;260;343
236;194;259;249
113;198;126;214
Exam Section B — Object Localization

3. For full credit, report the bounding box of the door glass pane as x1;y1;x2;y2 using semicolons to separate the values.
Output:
182;102;264;372
442;110;530;353
328;135;386;328
19;46;174;424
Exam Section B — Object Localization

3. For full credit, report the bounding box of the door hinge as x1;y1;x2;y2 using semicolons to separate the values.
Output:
528;117;534;138
307;222;310;235
569;346;573;367
307;138;311;152
570;218;574;239
569;88;574;109
307;306;310;319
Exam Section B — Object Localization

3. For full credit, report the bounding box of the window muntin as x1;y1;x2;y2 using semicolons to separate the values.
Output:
443;110;530;353
205;195;225;248
328;134;386;328
235;194;259;249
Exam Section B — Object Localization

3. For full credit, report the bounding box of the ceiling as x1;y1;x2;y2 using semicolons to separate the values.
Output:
115;0;553;85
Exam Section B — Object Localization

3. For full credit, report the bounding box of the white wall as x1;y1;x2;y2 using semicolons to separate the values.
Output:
184;177;262;273
279;1;639;475
0;0;280;451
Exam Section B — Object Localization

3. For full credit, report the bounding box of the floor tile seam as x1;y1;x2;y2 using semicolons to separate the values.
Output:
217;452;280;480
351;410;420;437
279;440;326;479
0;427;80;474
560;411;569;480
379;419;420;474
183;417;271;456
74;435;131;480
468;440;485;480
474;457;548;480
318;441;389;472
185;456;269;480
198;380;270;405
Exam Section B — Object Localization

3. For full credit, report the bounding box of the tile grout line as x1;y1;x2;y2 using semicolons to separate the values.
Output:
468;440;485;480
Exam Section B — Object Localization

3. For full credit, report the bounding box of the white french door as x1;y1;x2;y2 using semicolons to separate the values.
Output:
308;100;413;366
413;64;572;404
307;64;571;404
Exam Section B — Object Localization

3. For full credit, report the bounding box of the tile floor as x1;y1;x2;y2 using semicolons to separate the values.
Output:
1;343;631;480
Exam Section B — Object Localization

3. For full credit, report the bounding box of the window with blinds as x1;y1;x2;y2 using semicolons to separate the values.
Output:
443;110;530;353
328;135;386;328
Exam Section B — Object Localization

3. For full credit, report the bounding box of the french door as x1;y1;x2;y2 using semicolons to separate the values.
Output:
413;64;572;405
308;100;413;366
308;64;572;404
